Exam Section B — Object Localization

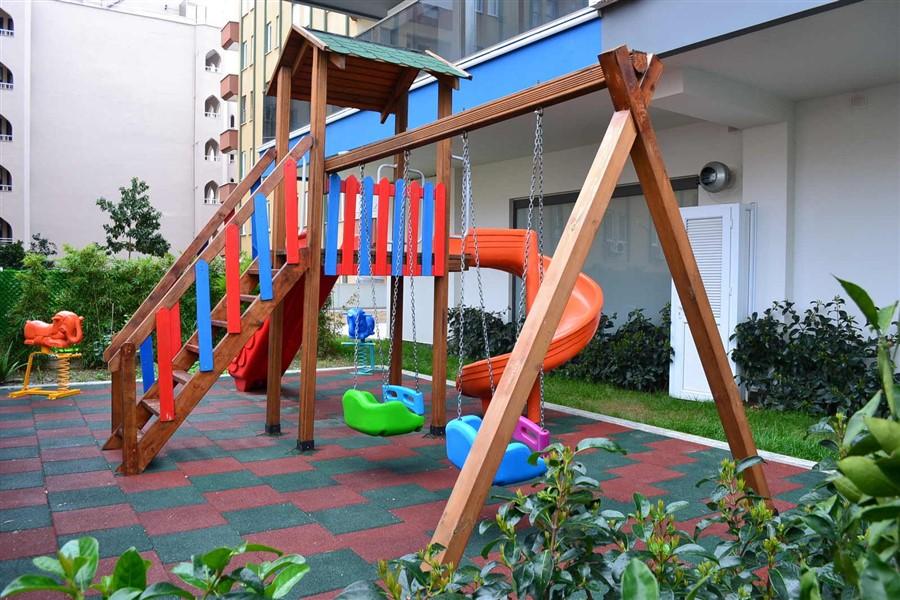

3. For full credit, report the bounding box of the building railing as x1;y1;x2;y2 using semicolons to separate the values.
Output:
204;111;218;118
0;83;12;90
204;65;219;73
0;184;12;192
0;29;12;37
0;134;11;142
204;154;219;162
0;237;13;244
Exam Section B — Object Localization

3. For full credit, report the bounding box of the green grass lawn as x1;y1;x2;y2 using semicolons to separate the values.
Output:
329;338;827;462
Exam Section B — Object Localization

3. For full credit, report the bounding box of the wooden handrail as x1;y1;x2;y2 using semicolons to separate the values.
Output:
105;136;314;367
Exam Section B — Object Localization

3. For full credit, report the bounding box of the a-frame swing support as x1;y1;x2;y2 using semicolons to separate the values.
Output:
428;46;771;566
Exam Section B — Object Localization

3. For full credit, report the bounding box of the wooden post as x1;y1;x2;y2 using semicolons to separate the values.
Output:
430;78;453;435
430;110;638;565
599;47;771;498
298;48;327;451
265;64;292;435
120;343;138;475
388;96;408;386
105;356;123;450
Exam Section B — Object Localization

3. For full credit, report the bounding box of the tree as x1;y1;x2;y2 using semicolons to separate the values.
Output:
96;177;170;258
29;233;57;258
0;240;25;269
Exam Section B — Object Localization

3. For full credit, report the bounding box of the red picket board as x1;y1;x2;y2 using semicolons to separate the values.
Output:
374;177;391;276
284;158;300;264
225;223;241;333
341;176;360;276
406;181;422;276
433;182;447;276
155;307;175;422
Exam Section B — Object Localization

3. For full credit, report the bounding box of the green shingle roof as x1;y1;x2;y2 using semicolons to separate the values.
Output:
309;30;470;79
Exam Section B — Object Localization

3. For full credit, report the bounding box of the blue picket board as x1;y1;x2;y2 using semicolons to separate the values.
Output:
324;173;341;276
139;336;155;393
392;179;405;276
194;259;214;372
253;194;274;300
359;176;374;276
421;182;435;277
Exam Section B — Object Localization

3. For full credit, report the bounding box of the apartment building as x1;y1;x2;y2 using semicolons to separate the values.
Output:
0;0;239;252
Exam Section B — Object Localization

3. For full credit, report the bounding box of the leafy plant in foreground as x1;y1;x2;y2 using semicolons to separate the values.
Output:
1;539;308;600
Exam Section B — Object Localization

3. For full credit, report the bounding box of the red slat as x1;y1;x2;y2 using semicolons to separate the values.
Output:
433;182;446;276
155;308;175;422
406;181;422;276
374;177;391;276
225;223;241;333
284;159;300;264
341;176;359;276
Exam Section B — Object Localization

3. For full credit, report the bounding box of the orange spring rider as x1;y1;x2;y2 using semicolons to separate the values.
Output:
9;311;84;401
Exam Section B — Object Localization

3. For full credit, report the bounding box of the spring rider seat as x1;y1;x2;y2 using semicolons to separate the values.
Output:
9;311;84;401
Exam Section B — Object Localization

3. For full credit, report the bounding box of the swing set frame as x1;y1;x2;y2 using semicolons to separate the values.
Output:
268;34;770;566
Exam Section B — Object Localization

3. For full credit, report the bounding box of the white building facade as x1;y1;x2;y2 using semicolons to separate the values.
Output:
0;0;238;253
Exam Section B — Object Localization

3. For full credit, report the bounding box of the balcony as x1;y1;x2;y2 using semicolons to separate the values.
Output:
220;74;238;101
220;129;238;153
221;21;239;50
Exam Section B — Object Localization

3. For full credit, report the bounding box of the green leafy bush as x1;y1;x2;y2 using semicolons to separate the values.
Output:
0;241;25;269
0;342;24;383
560;306;672;392
731;297;892;415
345;278;900;599
1;538;309;600
448;307;517;362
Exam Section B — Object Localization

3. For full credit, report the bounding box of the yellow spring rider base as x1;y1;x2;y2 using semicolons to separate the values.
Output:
9;310;85;401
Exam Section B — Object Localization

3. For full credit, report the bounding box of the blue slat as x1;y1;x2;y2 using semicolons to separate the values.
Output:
392;179;405;276
253;194;274;300
250;210;258;259
194;259;214;372
421;182;434;277
324;173;341;275
139;336;155;393
359;176;374;276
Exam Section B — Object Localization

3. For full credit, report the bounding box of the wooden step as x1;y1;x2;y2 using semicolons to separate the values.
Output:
141;399;160;416
183;343;200;355
211;319;229;329
172;370;191;385
240;294;257;303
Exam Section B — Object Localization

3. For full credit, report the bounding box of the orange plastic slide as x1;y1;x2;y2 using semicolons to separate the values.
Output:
453;228;603;418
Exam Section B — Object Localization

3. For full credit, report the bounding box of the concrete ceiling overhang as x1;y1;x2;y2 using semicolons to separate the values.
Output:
301;0;397;20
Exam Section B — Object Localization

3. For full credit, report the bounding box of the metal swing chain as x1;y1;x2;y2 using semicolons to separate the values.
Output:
351;164;366;390
454;134;472;419
403;150;422;392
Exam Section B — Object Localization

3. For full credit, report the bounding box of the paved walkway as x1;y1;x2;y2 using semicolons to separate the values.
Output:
0;370;818;598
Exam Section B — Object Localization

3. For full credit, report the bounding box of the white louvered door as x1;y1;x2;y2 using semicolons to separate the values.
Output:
669;204;742;401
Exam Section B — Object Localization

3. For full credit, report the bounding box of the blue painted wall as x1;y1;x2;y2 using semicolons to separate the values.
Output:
262;16;601;170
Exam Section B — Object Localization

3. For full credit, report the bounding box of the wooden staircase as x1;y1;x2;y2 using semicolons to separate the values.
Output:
102;136;314;475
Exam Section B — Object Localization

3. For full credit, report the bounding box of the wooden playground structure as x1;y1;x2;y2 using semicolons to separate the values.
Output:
102;27;770;566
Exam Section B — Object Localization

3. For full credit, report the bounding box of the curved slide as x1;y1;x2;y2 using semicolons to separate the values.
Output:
228;232;338;392
454;228;604;414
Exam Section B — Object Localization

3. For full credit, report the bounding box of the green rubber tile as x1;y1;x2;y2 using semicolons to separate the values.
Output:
184;413;233;423
312;501;401;535
189;470;264;493
0;558;36;592
34;418;85;430
31;405;73;413
370;456;444;475
142;456;180;473
0;446;38;460
86;420;111;431
59;525;151;559
164;445;230;463
49;486;126;512
0;471;43;490
330;435;392;450
262;471;335;493
38;436;97;449
43;457;110;476
127;487;207;513
151;525;243;563
221;406;263;415
204;428;263;440
223;503;313;535
230;445;296;463
170;426;203;439
0;506;52;532
299;549;376;597
310;456;376;476
362;484;442;509
0;428;34;439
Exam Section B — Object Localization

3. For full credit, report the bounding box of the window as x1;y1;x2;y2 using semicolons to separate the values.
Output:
204;139;219;161
204;50;221;72
203;181;219;204
511;177;699;323
0;165;11;191
240;40;249;68
264;22;272;52
229;153;235;163
0;63;12;90
0;115;10;141
0;9;12;35
229;114;235;128
240;95;247;124
204;96;220;117
0;217;11;243
240;151;247;178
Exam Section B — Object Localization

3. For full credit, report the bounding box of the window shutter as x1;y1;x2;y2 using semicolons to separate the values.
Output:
685;216;723;319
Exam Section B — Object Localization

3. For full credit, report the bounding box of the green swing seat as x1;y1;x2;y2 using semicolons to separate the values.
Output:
342;389;424;436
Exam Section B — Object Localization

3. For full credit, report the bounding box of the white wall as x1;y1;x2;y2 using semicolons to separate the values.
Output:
0;0;30;243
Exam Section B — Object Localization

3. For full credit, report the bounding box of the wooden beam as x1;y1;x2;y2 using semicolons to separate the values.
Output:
265;64;293;435
430;79;452;435
380;67;419;123
388;95;408;388
599;46;771;498
430;110;638;565
324;60;638;173
120;343;138;474
328;52;346;70
298;47;328;450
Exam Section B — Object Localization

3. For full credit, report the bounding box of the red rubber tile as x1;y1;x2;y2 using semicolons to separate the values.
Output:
203;484;284;511
37;427;93;439
42;445;103;461
0;457;42;474
116;470;190;493
336;521;430;563
45;470;117;492
245;523;344;556
138;503;228;535
0;486;47;509
0;418;33;429
53;503;139;535
216;437;278;451
98;550;169;587
177;457;246;477
243;456;314;477
283;485;367;513
0;435;37;448
608;462;685;485
0;527;58;560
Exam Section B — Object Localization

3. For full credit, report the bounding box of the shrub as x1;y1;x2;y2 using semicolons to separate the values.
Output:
0;342;24;383
0;240;25;269
448;307;517;363
731;297;890;415
561;306;673;392
1;538;309;599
